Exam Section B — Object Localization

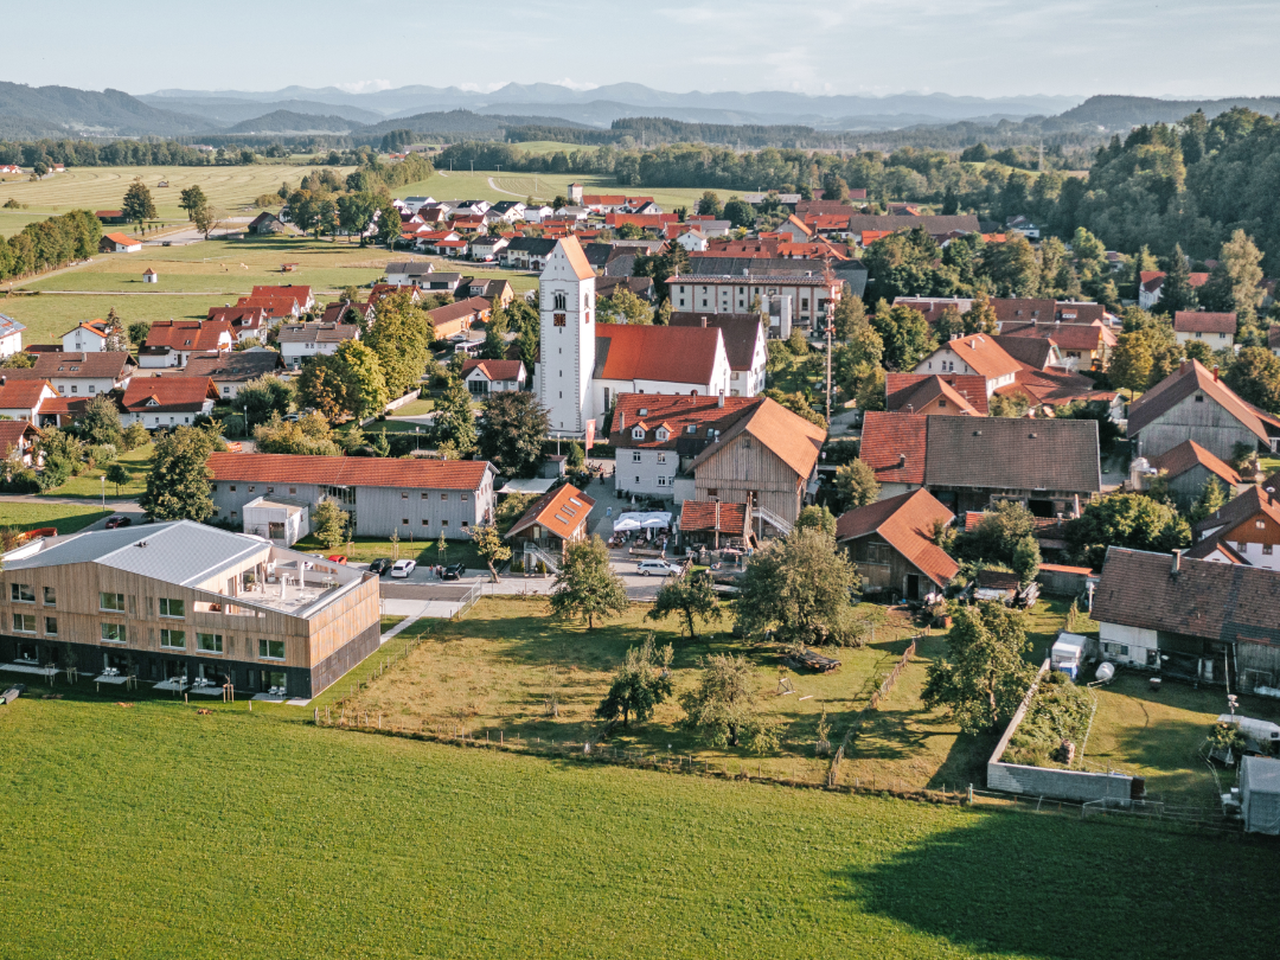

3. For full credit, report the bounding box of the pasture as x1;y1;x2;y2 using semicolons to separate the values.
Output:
0;696;1273;959
0;164;354;236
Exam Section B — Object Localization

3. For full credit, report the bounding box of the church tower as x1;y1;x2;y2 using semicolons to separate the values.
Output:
537;236;596;438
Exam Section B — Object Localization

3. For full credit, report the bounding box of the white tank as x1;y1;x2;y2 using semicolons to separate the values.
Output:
1095;661;1116;683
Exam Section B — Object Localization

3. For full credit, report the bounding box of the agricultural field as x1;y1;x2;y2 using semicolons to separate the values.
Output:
0;696;1273;959
0;164;353;236
343;595;983;787
0;501;110;535
405;169;717;212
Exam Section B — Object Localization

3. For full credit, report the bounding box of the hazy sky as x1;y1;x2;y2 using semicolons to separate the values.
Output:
8;0;1280;99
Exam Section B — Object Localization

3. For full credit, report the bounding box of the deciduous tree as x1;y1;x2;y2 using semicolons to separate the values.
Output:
833;460;880;513
646;573;721;639
549;535;629;630
1065;492;1191;569
121;179;156;233
596;635;674;728
469;524;511;583
680;653;777;751
478;391;550;479
312;497;348;549
735;527;861;646
140;425;222;522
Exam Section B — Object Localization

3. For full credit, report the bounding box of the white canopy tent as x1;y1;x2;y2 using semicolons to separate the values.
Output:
612;511;672;533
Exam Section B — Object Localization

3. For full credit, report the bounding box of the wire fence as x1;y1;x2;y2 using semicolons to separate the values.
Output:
827;638;918;788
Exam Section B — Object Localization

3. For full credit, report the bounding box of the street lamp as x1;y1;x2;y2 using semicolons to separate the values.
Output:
100;474;105;509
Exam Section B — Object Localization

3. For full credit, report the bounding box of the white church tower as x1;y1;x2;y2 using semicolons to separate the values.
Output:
537;236;596;438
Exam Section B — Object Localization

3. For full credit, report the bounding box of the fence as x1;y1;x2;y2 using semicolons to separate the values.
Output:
452;581;484;620
827;638;917;788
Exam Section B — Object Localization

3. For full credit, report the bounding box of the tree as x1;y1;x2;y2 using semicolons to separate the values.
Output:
979;233;1040;297
139;426;222;522
336;192;376;246
79;393;123;447
988;393;1030;418
363;291;428;398
105;462;130;496
334;340;389;420
961;291;999;335
237;375;295;428
566;441;585;471
922;602;1036;735
549;535;629;629
476;387;550;479
376;196;402;247
121;421;149;452
696;191;722;218
312;497;348;550
735;527;861;646
1189;477;1228;523
128;320;152;346
831;293;868;342
1157;244;1196;316
833;460;881;513
721;197;756;230
870;303;936;371
1223;347;1280;415
646;573;721;639
435;377;477;455
469;524;511;583
121;179;156;233
1108;329;1155;396
190;203;225;240
178;185;208;223
1200;229;1265;323
597;287;653;324
795;504;837;538
254;413;340;456
596;636;674;728
680;653;777;751
1065;492;1192;569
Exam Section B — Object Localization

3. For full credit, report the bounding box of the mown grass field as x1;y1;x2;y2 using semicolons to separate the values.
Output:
0;164;355;236
39;442;153;500
0;501;109;534
0;697;1273;959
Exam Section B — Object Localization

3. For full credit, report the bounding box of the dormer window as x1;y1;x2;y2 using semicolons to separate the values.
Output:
631;426;645;440
686;425;697;434
637;408;648;416
656;428;669;441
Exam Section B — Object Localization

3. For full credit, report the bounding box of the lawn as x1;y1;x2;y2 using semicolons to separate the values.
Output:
39;442;153;500
0;697;1273;959
289;533;485;570
0;501;110;534
386;397;435;417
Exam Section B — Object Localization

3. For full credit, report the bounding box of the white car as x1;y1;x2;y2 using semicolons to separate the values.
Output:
636;559;681;577
389;559;417;578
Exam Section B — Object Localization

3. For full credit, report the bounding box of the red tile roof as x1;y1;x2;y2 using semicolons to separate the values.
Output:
121;377;217;413
505;483;595;540
462;359;525;382
859;412;927;485
143;320;233;352
885;373;987;416
1173;311;1237;335
1148;439;1240;487
102;232;138;246
557;236;596;281
1003;368;1117;407
207;452;493;490
679;500;750;536
687;397;825;480
6;352;130;380
235;296;300;318
595;323;725;386
427;297;491;326
610;393;759;450
835;489;959;588
251;284;311;304
999;321;1117;353
932;333;1021;381
0;420;35;454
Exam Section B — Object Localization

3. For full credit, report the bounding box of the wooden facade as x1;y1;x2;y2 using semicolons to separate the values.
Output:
692;435;808;534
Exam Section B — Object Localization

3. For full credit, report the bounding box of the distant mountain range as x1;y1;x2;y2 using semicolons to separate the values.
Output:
0;80;1274;143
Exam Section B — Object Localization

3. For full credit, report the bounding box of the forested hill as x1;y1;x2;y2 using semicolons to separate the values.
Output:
1060;95;1280;129
223;111;359;135
0;82;208;137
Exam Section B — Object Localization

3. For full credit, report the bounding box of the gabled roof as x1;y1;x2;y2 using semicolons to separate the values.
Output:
1003;368;1117;407
6;351;130;381
0;313;26;338
1192;484;1280;541
594;323;726;387
121;376;217;412
208;452;494;490
679;500;749;536
687;397;825;480
992;334;1058;371
610;393;759;450
180;351;285;383
859;411;928;485
1092;547;1280;644
462;359;525;383
385;260;434;277
60;320;110;341
885;373;987;416
143;320;233;352
1149;439;1240;487
556;235;596;281
932;333;1021;381
668;313;765;372
102;232;138;246
427;296;491;326
998;321;1117;353
835;489;959;588
922;416;1101;493
989;298;1056;326
276;322;358;344
892;296;975;327
505;483;595;541
0;419;37;454
0;379;54;410
1174;311;1237;335
1127;360;1276;443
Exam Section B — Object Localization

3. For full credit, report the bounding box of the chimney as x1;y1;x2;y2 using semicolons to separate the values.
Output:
718;391;725;408
1171;549;1182;576
1213;365;1220;382
898;453;907;468
618;412;625;431
701;316;708;328
1180;360;1188;374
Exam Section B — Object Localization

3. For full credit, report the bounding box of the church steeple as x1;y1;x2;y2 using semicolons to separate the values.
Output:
536;236;596;437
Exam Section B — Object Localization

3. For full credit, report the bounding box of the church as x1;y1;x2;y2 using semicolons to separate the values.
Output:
537;236;740;438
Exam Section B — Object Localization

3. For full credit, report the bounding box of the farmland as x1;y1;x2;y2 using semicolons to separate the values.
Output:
0;696;1273;960
406;169;717;212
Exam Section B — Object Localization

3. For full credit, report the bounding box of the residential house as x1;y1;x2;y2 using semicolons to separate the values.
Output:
884;373;988;416
670;267;843;331
175;350;287;400
138;320;234;369
779;215;814;242
94;210;127;225
502;238;558;270
462;358;527;395
1000;368;1121;418
428;297;492;340
1173;311;1237;349
505;483;595;567
669;313;768;397
98;233;141;253
914;333;1021;397
1148;439;1242;512
991;335;1065;372
0;314;24;357
207;452;496;540
207;306;273;343
384;261;434;286
1127;360;1280;460
1138;270;1210;310
247;211;289;235
234;296;301;323
4;351;132;399
0;378;58;425
686;217;732;238
893;296;976;329
678;500;751;550
1092;546;1280;688
1005;215;1040;239
0;520;382;700
488;201;526;223
471;235;509;262
276;323;359;370
60;321;112;354
835;489;959;601
597;276;656;303
857;411;929;500
1190;485;1280;570
119;377;218;429
251;285;314;313
674;229;708;253
463;278;514;310
589;323;733;415
0;420;40;466
419;272;464;294
998;319;1117;370
319;300;375;326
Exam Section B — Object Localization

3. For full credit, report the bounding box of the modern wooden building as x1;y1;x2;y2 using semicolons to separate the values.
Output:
505;483;595;569
0;521;381;699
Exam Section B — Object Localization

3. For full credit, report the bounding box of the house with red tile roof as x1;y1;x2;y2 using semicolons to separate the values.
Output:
858;411;928;498
139;320;234;369
1173;310;1237;349
913;333;1021;396
835;489;959;601
207;452;496;539
0;420;40;466
505;483;595;563
463;358;526;395
1189;485;1280;571
997;320;1117;371
276;322;359;370
668;313;768;396
251;285;314;312
1138;270;1210;311
1147;439;1242;511
59;320;115;353
592;323;733;414
999;368;1120;416
0;378;58;425
4;351;133;398
98;232;141;253
208;305;273;343
885;373;987;416
678;499;751;549
119;377;218;429
428;296;492;340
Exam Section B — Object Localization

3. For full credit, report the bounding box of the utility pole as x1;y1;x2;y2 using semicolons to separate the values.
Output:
825;313;833;423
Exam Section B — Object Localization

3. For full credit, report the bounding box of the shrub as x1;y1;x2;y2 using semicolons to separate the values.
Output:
85;443;118;469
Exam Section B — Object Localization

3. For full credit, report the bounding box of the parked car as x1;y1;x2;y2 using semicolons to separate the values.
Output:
441;562;466;580
636;559;681;577
390;559;417;578
368;558;393;576
326;554;348;565
104;515;133;529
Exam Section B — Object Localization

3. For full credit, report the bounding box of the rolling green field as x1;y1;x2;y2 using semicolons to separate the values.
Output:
0;164;355;236
0;697;1273;959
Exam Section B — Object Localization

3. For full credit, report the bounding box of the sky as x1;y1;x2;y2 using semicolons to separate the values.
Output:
7;0;1280;100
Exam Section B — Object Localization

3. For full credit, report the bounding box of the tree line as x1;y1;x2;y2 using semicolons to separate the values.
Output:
0;138;258;168
0;209;101;282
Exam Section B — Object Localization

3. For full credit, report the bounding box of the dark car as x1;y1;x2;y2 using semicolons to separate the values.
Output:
104;515;133;529
369;558;393;576
441;562;466;581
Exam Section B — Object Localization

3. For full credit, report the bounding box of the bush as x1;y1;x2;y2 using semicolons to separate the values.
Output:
0;469;40;494
85;443;118;469
37;456;72;491
1003;671;1094;768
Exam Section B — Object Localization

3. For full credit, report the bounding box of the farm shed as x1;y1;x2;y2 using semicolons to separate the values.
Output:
1240;755;1280;835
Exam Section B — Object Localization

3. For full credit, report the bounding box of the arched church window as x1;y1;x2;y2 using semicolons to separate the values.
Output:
554;292;567;311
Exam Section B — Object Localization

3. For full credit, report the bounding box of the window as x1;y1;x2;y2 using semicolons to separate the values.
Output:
229;485;236;492
401;492;408;500
422;519;429;526
401;518;409;526
656;428;668;441
1265;544;1274;556
421;492;430;500
1258;520;1266;529
441;493;449;501
288;487;296;495
554;292;566;311
160;629;185;649
1194;393;1204;403
462;492;469;501
101;623;127;644
45;617;57;636
657;452;667;464
197;632;223;653
100;592;125;612
632;426;645;440
635;476;641;484
441;520;449;528
10;583;34;603
657;476;667;486
259;638;285;660
632;451;642;462
12;613;35;633
159;597;185;618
